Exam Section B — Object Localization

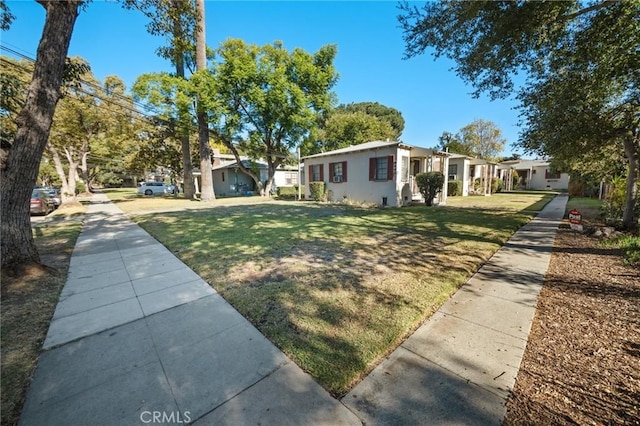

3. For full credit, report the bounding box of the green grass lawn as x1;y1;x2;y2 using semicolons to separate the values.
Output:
102;187;275;214
133;192;554;396
565;196;603;221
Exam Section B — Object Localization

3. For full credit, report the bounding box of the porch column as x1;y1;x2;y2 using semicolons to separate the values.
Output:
440;154;449;205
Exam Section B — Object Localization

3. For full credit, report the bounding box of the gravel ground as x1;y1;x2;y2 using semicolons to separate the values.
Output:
504;223;640;425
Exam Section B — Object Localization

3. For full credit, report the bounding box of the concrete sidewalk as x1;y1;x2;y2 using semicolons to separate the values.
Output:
342;194;568;424
20;193;567;425
21;193;359;426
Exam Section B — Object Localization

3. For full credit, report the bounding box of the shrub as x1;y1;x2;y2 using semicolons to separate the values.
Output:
277;186;298;199
416;172;445;206
309;181;326;201
76;181;86;194
491;178;503;193
448;180;463;196
602;175;626;222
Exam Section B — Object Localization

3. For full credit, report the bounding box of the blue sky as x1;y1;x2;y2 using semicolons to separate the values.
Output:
2;0;523;156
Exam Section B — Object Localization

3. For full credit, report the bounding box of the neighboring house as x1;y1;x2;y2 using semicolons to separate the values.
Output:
302;140;450;207
497;159;570;190
448;154;498;196
211;161;299;196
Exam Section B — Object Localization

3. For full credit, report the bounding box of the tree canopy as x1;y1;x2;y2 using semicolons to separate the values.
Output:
302;101;404;156
437;119;506;160
399;0;640;229
196;38;339;194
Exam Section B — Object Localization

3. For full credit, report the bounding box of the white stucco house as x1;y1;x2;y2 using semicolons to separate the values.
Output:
211;161;299;196
447;154;498;196
302;140;450;207
497;159;570;191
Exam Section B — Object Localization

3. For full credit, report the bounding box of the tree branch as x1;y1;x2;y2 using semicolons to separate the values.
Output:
561;0;616;21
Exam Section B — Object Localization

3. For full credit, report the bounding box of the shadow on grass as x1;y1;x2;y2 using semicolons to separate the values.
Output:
134;202;541;395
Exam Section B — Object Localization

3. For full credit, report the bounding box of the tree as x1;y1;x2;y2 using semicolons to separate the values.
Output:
399;1;639;229
198;39;338;195
194;0;215;201
303;111;396;155
335;102;405;139
458;119;505;160
1;1;82;271
125;0;198;199
416;172;444;206
132;72;197;186
301;102;404;156
437;131;472;156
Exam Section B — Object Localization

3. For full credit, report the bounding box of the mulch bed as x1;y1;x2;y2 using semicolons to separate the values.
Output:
504;223;640;425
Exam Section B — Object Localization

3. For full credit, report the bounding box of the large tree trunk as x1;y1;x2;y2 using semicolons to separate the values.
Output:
622;135;639;231
195;0;215;201
0;1;80;271
172;6;195;199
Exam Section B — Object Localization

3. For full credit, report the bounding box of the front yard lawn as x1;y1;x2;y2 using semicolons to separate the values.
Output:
134;192;554;396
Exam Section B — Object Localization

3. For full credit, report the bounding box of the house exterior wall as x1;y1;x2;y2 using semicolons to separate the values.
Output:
304;145;410;206
212;168;255;196
448;158;470;196
529;166;570;190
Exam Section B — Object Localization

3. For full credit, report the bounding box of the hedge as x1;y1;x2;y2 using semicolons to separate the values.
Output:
448;180;463;196
309;181;326;201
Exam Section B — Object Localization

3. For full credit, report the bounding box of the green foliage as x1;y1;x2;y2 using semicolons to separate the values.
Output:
416;172;444;206
491;178;503;193
448;180;463;196
438;131;472;156
197;39;338;189
602;175;629;223
276;185;298;199
75;181;86;194
309;181;326;202
437;119;506;159
600;233;640;266
302;102;404;156
458;119;506;160
335;102;405;138
399;1;640;229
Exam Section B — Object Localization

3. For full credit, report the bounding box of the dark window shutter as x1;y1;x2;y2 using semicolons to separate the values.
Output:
369;158;375;181
319;164;324;181
309;165;313;181
329;163;334;181
387;155;394;181
342;161;348;182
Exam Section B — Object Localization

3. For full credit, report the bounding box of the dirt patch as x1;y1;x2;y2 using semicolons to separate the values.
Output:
504;224;640;424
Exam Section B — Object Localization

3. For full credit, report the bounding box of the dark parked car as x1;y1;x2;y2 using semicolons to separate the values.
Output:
30;189;55;216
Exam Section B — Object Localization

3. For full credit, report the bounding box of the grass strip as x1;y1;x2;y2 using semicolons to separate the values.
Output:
1;222;82;426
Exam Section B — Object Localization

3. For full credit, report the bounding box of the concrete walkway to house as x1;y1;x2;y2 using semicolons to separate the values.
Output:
20;192;567;425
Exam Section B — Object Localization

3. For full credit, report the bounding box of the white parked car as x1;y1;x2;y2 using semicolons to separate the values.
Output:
137;182;176;196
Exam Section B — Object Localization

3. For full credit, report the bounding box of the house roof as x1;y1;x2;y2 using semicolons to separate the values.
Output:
448;153;497;165
212;160;267;171
497;159;551;170
302;140;448;160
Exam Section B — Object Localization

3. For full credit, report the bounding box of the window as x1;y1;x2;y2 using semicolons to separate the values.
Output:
309;164;324;182
369;156;394;181
448;164;458;180
329;161;348;183
401;156;409;182
545;168;561;179
285;172;298;185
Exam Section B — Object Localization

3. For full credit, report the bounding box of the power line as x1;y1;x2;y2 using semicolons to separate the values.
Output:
0;45;159;115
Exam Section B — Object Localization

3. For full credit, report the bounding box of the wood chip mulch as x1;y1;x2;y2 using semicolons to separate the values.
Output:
504;223;640;425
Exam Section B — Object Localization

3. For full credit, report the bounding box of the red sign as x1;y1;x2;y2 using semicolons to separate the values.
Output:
568;209;582;225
